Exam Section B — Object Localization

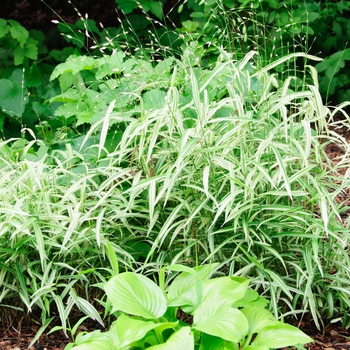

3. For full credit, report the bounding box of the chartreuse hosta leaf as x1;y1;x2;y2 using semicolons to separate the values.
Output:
201;277;250;312
251;323;313;348
104;272;167;319
173;276;249;317
69;330;116;350
241;306;280;335
167;264;228;312
114;314;177;348
199;333;237;350
147;326;194;350
193;304;248;343
70;315;179;350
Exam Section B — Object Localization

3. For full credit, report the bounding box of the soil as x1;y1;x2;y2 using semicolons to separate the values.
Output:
1;319;350;350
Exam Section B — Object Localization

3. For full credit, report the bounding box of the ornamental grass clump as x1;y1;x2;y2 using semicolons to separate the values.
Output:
0;46;349;336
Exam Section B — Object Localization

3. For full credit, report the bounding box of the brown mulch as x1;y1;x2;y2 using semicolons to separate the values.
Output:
1;320;350;350
300;322;350;350
0;328;68;350
0;316;105;350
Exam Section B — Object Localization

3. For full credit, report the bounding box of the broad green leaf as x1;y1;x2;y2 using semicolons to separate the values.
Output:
0;19;9;38
72;342;114;350
49;88;81;103
115;314;161;347
251;324;313;348
13;46;25;65
50;55;96;80
200;333;237;350
155;58;175;74
96;51;125;79
167;264;220;310
193;306;248;343
242;346;269;350
149;1;163;19
24;42;38;60
0;79;28;117
148;327;194;350
241;307;279;335
105;272;167;319
9;20;28;47
71;330;115;350
167;281;199;310
143;89;167;110
200;277;250;312
54;102;89;119
232;290;268;309
116;0;138;14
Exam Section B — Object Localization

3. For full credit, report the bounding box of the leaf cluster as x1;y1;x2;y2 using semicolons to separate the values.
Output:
67;264;312;349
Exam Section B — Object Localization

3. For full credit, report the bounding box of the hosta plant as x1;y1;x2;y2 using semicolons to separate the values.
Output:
66;263;312;350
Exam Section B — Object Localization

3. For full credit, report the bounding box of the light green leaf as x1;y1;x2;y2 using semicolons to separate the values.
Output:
201;277;250;312
50;55;96;80
232;290;268;309
193;306;248;343
24;42;38;60
96;51;125;79
242;346;269;350
143;89;167;110
241;307;279;335
167;264;220;310
9;20;29;47
71;331;115;350
105;272;167;319
251;324;313;348
0;19;9;38
148;327;194;350
115;314;161;347
155;58;175;74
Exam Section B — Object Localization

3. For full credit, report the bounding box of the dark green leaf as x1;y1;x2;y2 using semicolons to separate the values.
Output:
0;79;28;117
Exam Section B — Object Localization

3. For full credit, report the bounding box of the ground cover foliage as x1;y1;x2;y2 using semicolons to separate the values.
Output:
1;0;350;348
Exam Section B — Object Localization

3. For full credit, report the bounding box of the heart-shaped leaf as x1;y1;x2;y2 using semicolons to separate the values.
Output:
115;314;158;347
